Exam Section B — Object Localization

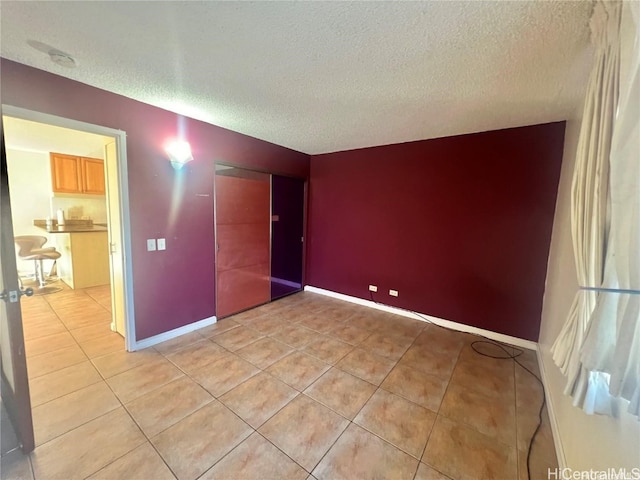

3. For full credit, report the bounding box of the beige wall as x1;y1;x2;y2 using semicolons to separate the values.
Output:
538;2;640;470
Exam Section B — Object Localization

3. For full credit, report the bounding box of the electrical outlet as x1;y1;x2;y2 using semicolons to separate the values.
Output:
368;285;378;292
146;239;156;251
157;238;166;250
389;289;399;297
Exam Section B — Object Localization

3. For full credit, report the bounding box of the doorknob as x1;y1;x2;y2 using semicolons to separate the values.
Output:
0;288;34;303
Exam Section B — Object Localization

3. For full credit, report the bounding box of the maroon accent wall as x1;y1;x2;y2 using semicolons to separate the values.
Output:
307;123;565;341
1;59;309;340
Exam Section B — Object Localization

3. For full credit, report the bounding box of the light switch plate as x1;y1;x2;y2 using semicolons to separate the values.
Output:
157;238;166;250
147;239;156;251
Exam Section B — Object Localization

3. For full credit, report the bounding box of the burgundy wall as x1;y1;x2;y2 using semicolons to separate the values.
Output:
1;59;309;340
307;123;565;341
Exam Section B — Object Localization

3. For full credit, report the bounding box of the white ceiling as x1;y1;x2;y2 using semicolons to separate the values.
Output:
0;1;593;155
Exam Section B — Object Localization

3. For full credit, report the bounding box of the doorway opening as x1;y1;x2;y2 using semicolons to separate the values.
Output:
2;106;135;350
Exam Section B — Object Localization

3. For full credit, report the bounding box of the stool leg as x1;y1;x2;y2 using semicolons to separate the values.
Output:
36;259;46;288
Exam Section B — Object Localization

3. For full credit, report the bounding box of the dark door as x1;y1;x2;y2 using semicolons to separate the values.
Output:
271;175;305;299
0;115;35;453
215;166;271;317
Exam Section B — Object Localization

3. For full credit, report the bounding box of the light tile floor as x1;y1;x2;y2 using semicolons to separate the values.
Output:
0;288;558;480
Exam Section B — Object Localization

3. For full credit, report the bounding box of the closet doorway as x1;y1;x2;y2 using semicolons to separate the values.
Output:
214;165;305;318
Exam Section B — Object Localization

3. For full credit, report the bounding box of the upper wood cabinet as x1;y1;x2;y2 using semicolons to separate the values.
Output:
50;153;105;195
81;157;106;194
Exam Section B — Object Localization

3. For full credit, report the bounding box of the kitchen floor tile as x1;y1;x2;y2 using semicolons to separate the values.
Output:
297;312;340;334
399;344;459;379
335;348;396;385
211;325;265;351
151;401;252;480
165;339;226;374
69;322;117;344
20;288;558;480
77;331;124;359
328;324;371;345
106;358;184;403
32;382;120;446
91;347;163;379
259;395;349;472
414;462;452;480
304;368;376;419
125;376;214;437
26;343;87;379
354;389;436;458
29;360;102;407
313;423;418;480
439;382;516;445
190;352;260;397
236;336;293;369
200;432;307;480
381;364;448;412
25;331;76;358
303;336;353;364
154;331;206;356
30;408;145;480
199;318;240;337
271;324;318;348
359;332;410;361
422;415;518;480
22;318;67;341
266;351;330;391
220;372;298;428
87;442;176;480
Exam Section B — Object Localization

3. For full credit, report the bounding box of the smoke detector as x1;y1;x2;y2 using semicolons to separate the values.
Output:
49;50;77;68
26;40;77;68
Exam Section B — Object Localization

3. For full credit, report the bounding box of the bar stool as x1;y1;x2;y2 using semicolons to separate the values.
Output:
14;235;61;288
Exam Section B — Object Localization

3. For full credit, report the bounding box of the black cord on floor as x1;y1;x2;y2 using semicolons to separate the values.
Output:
368;291;544;480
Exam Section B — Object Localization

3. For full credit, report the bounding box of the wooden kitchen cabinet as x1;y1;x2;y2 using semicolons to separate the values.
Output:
81;157;106;194
55;231;110;289
50;153;105;195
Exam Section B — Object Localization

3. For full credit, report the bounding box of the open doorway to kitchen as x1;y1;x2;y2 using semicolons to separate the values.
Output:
1;107;135;367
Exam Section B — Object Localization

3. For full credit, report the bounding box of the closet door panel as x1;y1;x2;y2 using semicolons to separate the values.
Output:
215;170;270;318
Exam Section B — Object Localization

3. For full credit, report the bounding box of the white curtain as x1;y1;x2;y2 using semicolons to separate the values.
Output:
579;0;640;417
551;0;621;401
552;0;640;418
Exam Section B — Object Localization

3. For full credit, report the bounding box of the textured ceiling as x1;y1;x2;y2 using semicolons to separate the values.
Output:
0;1;593;155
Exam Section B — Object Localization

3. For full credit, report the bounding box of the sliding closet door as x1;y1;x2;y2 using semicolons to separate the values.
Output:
215;167;271;318
271;175;305;299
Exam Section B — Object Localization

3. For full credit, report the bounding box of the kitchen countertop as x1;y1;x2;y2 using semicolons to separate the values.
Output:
35;224;109;233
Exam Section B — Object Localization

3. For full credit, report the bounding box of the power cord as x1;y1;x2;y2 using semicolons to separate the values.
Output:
368;291;544;480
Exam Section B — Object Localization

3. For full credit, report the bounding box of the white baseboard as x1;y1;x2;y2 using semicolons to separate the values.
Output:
536;344;567;470
303;285;538;351
132;315;217;351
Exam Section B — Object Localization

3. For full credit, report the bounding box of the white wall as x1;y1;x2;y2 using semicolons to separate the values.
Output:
6;149;52;236
538;2;640;470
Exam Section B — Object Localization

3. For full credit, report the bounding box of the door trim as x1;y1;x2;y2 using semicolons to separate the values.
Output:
3;105;137;351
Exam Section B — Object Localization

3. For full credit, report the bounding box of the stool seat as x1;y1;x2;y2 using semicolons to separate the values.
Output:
14;235;61;288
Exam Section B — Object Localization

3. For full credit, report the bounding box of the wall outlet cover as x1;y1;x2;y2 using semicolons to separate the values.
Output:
369;285;378;292
389;289;399;297
146;239;156;251
157;238;166;250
